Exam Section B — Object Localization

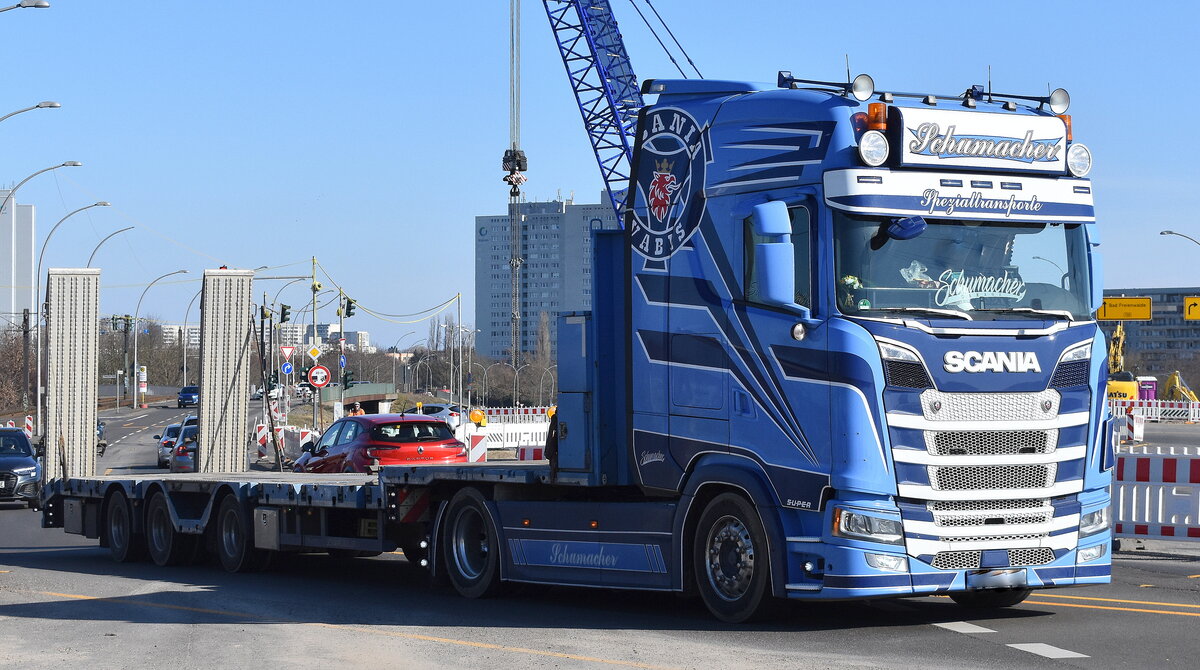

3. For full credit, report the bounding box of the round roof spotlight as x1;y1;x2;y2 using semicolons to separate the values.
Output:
1048;88;1071;115
1066;143;1092;177
851;73;875;102
859;130;889;167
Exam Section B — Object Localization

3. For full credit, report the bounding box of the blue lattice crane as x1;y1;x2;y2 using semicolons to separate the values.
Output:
542;0;645;221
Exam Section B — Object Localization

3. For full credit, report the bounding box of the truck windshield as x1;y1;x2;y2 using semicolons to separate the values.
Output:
833;211;1092;320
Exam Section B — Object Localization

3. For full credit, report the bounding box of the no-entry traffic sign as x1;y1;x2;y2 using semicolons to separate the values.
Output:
308;365;331;388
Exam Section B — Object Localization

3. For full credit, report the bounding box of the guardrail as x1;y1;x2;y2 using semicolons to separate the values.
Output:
1114;444;1200;543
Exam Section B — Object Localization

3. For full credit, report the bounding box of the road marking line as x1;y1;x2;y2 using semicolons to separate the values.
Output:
22;590;676;669
1007;643;1088;659
933;621;994;634
1139;584;1154;588
1188;575;1200;579
1023;599;1200;617
0;570;10;573
1031;593;1200;609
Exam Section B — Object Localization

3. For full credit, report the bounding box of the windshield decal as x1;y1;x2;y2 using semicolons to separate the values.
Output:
920;189;1044;217
934;269;1026;309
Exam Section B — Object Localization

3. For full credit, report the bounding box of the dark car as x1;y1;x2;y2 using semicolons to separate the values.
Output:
0;429;39;502
153;423;182;468
177;385;199;408
296;414;467;473
400;403;463;430
168;425;198;472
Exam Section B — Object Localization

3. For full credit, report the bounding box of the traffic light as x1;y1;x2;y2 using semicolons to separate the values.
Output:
344;298;356;318
343;370;355;385
279;304;291;323
259;305;268;320
110;315;119;330
123;314;133;331
270;371;279;388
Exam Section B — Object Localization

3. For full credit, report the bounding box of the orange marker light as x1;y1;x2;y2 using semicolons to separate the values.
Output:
522;518;531;527
1058;115;1072;141
867;103;888;131
589;520;599;529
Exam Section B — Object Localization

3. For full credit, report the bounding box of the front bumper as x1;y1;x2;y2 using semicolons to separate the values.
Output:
0;473;39;501
783;534;1111;599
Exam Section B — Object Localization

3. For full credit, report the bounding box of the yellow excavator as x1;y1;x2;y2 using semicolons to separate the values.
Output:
1106;323;1139;400
1163;370;1199;402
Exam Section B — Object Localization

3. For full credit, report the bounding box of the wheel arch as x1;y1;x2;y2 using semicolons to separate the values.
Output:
675;455;788;598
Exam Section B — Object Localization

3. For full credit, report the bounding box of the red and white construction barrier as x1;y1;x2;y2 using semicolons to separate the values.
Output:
1114;445;1200;542
255;423;270;459
468;434;487;463
517;445;545;461
5;420;12;428
1109;399;1200;423
24;415;33;438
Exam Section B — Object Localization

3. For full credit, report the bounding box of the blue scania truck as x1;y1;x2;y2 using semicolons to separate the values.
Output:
42;70;1113;624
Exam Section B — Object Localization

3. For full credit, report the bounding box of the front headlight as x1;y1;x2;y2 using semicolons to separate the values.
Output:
1080;507;1110;536
833;507;903;545
877;340;921;363
12;466;36;477
1077;543;1106;563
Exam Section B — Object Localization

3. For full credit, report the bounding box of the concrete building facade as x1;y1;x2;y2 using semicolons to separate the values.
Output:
0;190;35;321
474;195;620;360
1100;287;1200;375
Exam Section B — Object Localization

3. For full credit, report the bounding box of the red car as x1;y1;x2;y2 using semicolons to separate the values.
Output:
296;414;468;473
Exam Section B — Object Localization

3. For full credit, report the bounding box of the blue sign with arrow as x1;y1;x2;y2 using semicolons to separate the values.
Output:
339;354;347;369
281;362;293;375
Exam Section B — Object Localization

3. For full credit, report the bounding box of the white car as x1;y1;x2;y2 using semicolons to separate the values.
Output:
401;403;463;429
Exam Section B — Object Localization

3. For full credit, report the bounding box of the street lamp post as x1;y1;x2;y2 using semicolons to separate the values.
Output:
33;201;110;433
471;361;488;407
0;100;59;124
538;365;557;406
0;162;83;220
131;270;189;408
486;362;507;406
181;287;202;386
87;226;134;268
1161;230;1200;248
0;2;50;14
389;331;417;390
513;363;530;406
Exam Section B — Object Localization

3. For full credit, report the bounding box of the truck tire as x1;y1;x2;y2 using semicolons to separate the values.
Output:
442;488;503;598
145;491;196;567
949;588;1032;608
214;495;271;573
104;491;145;563
693;493;775;623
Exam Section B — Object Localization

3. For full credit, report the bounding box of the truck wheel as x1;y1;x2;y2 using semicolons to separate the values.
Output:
214;495;270;573
949;588;1032;608
693;493;775;623
104;491;145;563
443;488;503;598
145;491;196;566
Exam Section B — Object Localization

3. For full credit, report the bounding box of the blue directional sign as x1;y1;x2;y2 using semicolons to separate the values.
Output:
281;362;294;375
339;354;347;369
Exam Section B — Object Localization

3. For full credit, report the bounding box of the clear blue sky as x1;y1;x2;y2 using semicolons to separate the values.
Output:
4;1;1197;349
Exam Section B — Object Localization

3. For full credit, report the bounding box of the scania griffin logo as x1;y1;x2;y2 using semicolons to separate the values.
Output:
630;107;708;261
943;351;1041;373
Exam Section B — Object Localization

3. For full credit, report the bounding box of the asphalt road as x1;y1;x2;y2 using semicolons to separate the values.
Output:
0;414;1197;668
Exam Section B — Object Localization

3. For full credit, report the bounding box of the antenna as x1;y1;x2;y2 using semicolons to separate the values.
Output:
987;65;993;102
845;54;851;88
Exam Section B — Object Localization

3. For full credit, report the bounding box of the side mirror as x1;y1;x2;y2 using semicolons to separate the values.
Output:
750;201;795;308
153;435;161;440
886;215;927;240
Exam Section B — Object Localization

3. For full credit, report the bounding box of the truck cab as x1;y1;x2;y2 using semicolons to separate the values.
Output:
556;74;1113;609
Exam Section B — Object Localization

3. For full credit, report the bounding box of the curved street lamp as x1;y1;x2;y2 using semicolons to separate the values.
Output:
538;364;557;407
33;201;110;430
0;100;59;124
471;361;488;406
132;269;189;408
180;287;203;386
0;1;51;13
1160;230;1200;248
87;226;134;268
513;363;530;407
389;331;417;390
0;161;82;218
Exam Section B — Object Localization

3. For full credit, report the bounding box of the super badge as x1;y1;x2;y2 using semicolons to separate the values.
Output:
630;107;709;261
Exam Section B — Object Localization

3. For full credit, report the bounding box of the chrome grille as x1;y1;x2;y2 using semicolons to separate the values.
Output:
931;551;980;570
920;389;1061;422
936;512;1052;527
928;498;1048;513
942;533;1047;543
930;464;1056;490
1009;548;1055;567
927;429;1055;456
0;473;14;495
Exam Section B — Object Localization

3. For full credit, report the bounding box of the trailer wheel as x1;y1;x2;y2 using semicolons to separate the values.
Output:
949;588;1032;608
693;493;775;623
145;491;196;567
214;495;270;573
104;491;145;563
443;488;502;598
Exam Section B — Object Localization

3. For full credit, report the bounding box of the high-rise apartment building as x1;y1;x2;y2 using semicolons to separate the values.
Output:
474;195;620;360
0;190;35;320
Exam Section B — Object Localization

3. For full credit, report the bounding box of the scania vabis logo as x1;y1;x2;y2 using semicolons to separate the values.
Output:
631;107;708;260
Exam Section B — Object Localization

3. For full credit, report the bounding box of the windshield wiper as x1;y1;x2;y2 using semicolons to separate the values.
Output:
868;307;974;320
972;307;1076;321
